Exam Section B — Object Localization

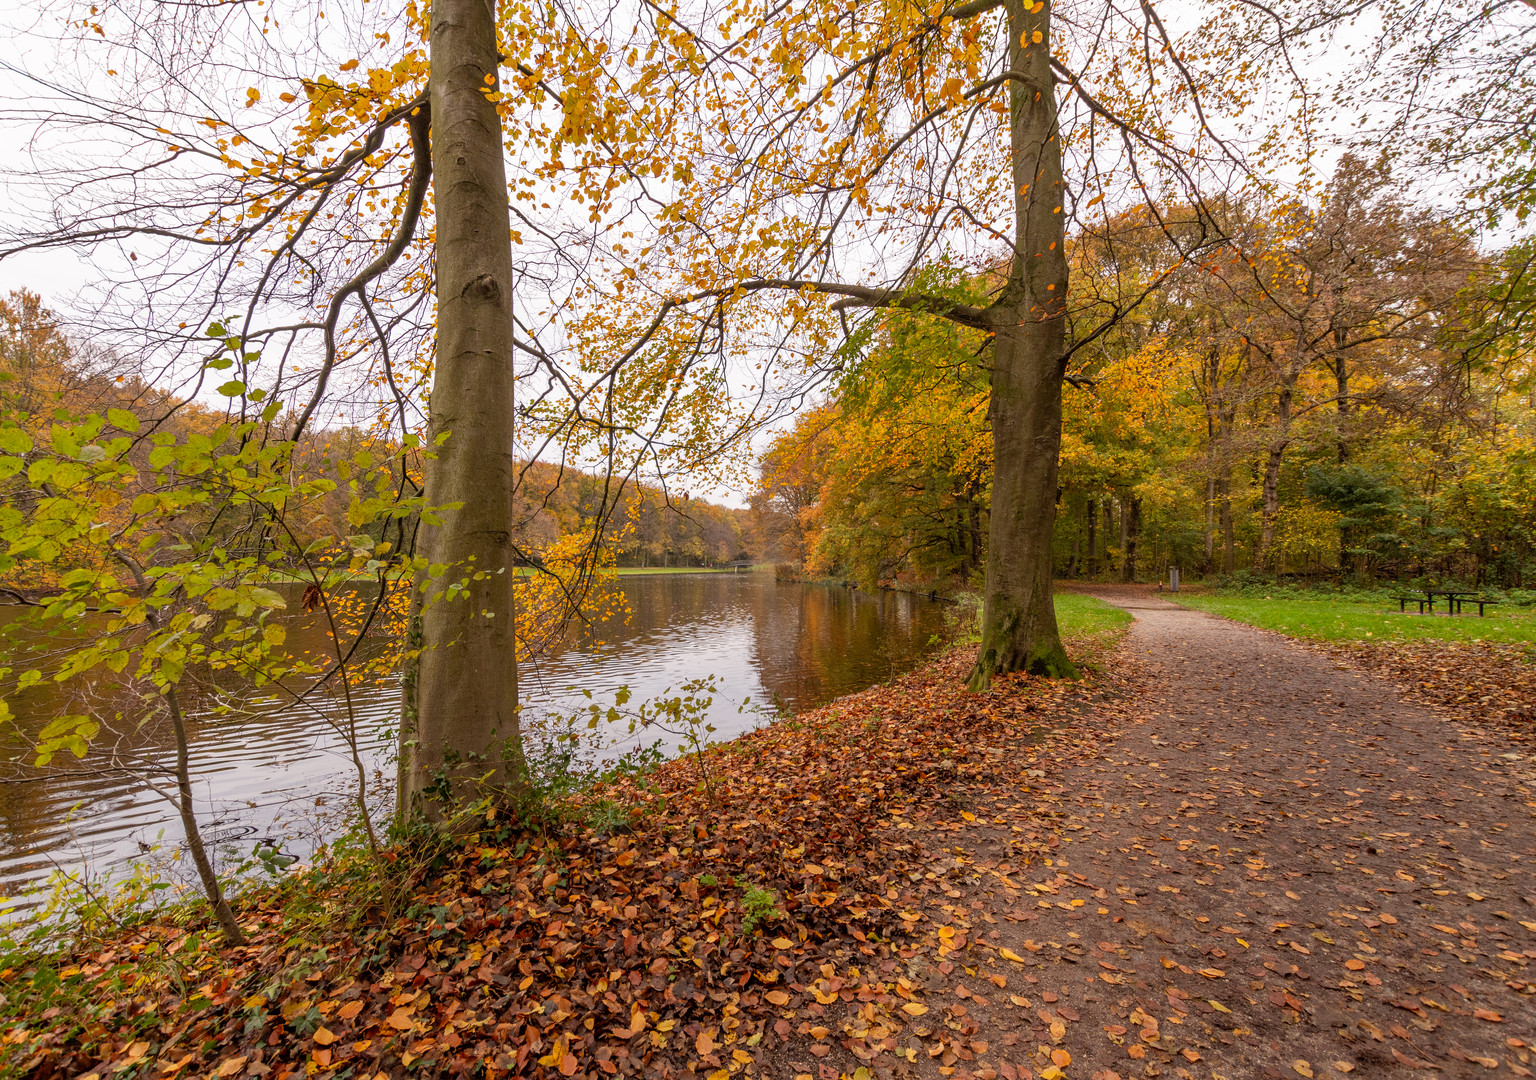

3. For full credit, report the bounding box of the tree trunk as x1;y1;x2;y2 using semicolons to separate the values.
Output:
1253;371;1296;573
1254;440;1287;572
1203;476;1215;572
401;0;523;816
1121;495;1141;583
1218;400;1236;574
967;493;983;578
1335;346;1351;572
967;0;1075;689
1085;497;1097;577
1219;475;1235;575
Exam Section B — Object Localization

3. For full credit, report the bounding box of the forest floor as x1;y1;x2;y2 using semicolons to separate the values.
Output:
7;591;1534;1080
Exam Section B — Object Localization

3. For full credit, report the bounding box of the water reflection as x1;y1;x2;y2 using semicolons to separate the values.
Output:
0;575;950;903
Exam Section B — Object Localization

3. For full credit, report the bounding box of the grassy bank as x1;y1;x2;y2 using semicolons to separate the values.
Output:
1051;592;1133;638
0;613;1129;1080
1174;589;1536;644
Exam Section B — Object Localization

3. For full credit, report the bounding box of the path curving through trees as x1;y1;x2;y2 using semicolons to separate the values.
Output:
919;587;1536;1080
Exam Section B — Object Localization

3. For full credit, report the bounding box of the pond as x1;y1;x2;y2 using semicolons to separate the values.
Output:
0;573;954;907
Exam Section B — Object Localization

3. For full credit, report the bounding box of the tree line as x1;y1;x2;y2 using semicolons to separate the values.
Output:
754;156;1535;592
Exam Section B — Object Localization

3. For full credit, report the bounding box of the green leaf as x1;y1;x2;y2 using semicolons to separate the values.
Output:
217;380;246;398
247;587;286;610
0;425;32;454
106;408;141;433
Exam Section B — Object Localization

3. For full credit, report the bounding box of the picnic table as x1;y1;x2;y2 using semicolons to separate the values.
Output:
1391;589;1500;616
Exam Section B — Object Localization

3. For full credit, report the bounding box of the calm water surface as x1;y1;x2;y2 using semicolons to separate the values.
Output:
0;574;951;903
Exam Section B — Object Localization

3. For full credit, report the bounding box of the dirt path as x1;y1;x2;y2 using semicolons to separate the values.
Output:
908;589;1536;1080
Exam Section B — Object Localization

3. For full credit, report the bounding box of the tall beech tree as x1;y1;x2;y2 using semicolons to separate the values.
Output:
0;0;763;820
608;0;1304;685
399;0;522;812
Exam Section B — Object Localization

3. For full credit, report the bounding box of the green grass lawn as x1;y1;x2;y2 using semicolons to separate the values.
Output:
1054;592;1135;637
1173;590;1536;644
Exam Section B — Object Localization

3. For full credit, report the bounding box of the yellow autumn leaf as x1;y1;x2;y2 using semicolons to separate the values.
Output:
999;947;1027;963
902;1002;928;1016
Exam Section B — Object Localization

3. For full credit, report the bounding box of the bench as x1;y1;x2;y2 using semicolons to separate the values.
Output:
1392;593;1500;616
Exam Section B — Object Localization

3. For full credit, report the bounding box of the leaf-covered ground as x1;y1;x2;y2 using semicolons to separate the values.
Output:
1308;639;1536;752
2;624;1127;1080
10;591;1536;1080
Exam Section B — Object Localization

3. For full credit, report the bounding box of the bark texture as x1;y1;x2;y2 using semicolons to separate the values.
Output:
401;0;523;815
967;0;1076;690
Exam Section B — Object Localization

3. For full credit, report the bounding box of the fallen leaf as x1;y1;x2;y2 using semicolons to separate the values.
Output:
1198;968;1226;978
1474;1008;1503;1022
999;947;1027;963
1292;1061;1314;1078
1051;1049;1071;1067
313;1028;338;1046
765;990;790;1006
1391;1049;1435;1070
387;1008;414;1031
337;1000;363;1021
903;1003;929;1016
215;1058;249;1078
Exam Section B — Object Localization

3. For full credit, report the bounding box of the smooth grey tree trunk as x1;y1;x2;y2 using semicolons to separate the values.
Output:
401;0;523;816
967;0;1076;689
